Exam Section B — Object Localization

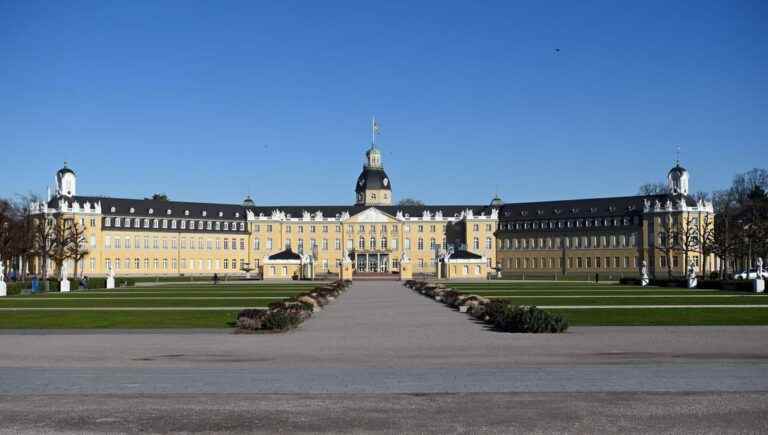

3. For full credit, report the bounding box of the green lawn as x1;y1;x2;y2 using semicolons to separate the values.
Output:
448;282;768;326
0;282;319;329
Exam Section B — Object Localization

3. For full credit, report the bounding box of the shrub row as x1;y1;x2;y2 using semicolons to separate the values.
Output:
619;277;755;291
404;280;569;333
235;280;351;332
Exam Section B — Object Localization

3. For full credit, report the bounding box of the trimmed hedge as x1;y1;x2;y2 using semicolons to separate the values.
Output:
405;280;569;334
484;300;569;333
4;281;30;296
235;280;351;332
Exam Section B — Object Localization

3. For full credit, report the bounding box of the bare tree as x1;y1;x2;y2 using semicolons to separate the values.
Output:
677;214;701;277
698;213;716;278
398;198;425;206
638;182;668;196
66;221;89;278
657;213;679;279
47;216;71;279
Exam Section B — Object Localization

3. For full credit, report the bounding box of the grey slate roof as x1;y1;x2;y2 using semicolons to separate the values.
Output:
449;250;483;260
268;249;302;261
497;193;697;221
356;167;391;192
49;196;494;220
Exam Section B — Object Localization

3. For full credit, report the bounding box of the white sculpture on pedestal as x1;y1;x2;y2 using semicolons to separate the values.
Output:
640;260;649;287
60;262;70;293
106;264;116;289
754;257;765;293
687;261;698;289
400;251;410;265
0;258;6;297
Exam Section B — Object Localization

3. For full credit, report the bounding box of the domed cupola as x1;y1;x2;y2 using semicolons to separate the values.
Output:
242;195;255;207
355;146;392;206
55;162;77;197
667;162;689;195
490;194;503;208
355;118;393;206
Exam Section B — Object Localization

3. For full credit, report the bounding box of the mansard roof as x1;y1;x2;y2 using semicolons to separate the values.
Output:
49;196;249;220
47;195;494;220
497;193;698;221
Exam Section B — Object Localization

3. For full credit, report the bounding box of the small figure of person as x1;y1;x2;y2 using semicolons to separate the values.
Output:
213;273;219;285
594;272;599;284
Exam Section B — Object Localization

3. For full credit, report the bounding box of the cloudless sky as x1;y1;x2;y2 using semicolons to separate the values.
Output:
1;0;766;205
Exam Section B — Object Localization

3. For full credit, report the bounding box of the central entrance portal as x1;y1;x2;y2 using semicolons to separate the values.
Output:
353;252;390;275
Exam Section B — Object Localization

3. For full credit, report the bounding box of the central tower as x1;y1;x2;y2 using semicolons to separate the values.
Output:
355;118;392;206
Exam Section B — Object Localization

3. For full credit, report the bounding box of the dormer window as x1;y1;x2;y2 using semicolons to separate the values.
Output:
235;212;239;218
202;210;207;217
129;208;135;214
105;217;111;227
166;209;172;215
218;211;223;217
215;222;221;230
110;206;116;213
184;210;190;216
148;208;154;215
537;210;544;215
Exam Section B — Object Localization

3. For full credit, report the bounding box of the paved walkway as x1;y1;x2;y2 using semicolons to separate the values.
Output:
1;281;768;433
0;281;767;391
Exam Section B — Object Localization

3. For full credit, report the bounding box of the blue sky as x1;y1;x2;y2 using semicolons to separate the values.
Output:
1;0;765;205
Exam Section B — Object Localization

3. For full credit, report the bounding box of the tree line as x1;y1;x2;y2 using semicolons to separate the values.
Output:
0;195;89;284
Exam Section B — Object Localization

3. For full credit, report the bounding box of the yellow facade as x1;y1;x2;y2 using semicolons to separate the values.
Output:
33;150;713;281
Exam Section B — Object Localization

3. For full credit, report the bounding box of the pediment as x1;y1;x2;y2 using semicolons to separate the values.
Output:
347;207;396;223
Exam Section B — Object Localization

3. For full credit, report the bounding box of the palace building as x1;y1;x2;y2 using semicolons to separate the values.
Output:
31;133;715;280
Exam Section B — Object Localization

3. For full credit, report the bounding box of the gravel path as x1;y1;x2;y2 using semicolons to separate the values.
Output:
1;281;767;433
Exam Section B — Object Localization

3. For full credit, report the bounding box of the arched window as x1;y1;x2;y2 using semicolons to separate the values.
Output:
381;237;388;249
473;237;479;250
417;238;424;251
485;237;492;249
370;237;376;249
359;237;365;249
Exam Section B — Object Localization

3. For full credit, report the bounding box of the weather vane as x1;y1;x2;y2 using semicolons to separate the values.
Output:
372;116;380;146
